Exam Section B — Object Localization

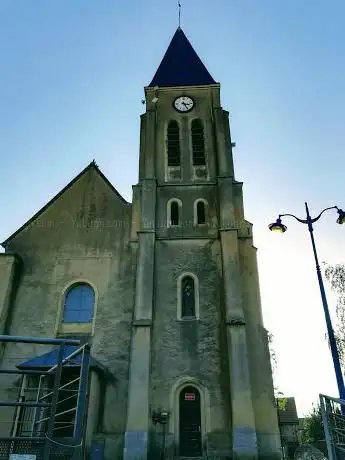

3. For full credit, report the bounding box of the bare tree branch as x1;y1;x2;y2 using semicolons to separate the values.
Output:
324;263;345;367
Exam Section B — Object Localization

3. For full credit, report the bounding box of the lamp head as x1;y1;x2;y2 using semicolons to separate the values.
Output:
268;218;287;233
151;408;170;425
160;410;170;424
151;410;160;425
337;208;345;225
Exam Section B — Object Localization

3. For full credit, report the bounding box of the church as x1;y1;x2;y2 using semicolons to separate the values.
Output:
0;27;281;460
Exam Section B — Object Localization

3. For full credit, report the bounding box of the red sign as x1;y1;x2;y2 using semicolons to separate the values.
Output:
184;393;196;401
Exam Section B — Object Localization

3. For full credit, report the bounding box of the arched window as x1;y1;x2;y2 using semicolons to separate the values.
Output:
167;120;181;167
196;201;206;225
181;276;196;318
191;119;206;166
170;200;180;226
63;284;95;323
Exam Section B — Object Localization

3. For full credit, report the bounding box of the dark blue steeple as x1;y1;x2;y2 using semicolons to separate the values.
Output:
149;28;216;87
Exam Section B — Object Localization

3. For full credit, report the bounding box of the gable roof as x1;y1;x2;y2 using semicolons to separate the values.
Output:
1;161;131;248
278;397;299;425
149;27;217;87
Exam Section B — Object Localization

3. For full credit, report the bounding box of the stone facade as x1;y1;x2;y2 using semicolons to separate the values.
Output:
0;28;281;460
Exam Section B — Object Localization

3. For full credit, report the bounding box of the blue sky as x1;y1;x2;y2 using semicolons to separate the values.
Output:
1;0;345;416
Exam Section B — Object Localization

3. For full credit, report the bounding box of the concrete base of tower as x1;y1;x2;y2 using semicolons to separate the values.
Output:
232;426;259;460
256;431;283;460
123;431;149;460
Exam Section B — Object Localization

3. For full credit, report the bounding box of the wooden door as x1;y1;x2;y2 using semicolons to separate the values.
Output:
179;386;202;456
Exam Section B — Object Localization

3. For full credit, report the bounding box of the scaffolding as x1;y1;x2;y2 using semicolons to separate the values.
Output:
0;335;90;460
320;393;345;460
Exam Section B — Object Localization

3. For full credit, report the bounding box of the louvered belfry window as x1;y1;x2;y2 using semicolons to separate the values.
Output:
191;119;206;166
167;120;181;167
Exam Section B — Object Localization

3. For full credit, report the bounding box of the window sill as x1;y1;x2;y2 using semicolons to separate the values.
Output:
177;317;199;322
58;323;93;335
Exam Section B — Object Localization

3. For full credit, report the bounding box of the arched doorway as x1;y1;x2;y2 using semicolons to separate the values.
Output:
179;385;202;456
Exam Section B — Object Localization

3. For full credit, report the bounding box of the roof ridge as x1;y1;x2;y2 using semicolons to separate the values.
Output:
1;161;131;247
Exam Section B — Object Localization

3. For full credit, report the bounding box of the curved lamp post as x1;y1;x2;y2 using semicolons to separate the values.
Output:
269;202;345;401
152;409;170;460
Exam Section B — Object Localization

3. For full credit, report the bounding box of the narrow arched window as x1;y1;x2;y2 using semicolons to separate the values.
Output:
197;201;206;225
170;201;180;226
63;284;95;323
191;119;206;166
167;120;181;167
181;276;196;318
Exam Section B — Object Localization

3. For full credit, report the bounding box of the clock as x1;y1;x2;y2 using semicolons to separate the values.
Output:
173;96;195;113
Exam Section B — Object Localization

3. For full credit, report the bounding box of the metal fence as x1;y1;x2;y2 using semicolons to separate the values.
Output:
320;393;345;460
0;335;90;460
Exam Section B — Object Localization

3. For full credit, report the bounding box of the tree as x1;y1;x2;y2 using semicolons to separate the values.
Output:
300;403;324;445
267;330;277;371
267;330;288;410
324;263;345;367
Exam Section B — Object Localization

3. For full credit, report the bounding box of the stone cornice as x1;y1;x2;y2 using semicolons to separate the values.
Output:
132;319;152;327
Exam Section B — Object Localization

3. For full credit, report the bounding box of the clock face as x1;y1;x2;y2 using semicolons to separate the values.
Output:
173;96;194;113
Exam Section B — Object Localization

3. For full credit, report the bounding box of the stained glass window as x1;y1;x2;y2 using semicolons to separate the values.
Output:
181;276;196;318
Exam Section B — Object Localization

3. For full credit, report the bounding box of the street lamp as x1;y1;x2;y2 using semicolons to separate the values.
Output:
152;408;170;460
269;202;345;402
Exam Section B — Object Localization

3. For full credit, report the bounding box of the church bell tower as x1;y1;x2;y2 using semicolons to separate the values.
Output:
124;28;282;460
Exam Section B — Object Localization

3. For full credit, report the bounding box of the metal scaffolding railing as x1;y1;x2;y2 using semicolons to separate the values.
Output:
320;393;345;460
0;334;90;460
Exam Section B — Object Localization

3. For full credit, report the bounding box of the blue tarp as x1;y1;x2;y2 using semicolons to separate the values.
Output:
17;345;94;369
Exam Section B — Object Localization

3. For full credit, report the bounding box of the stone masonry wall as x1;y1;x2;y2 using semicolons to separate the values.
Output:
150;239;231;457
0;167;136;457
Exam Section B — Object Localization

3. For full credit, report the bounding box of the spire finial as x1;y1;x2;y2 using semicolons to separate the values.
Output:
178;0;181;28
